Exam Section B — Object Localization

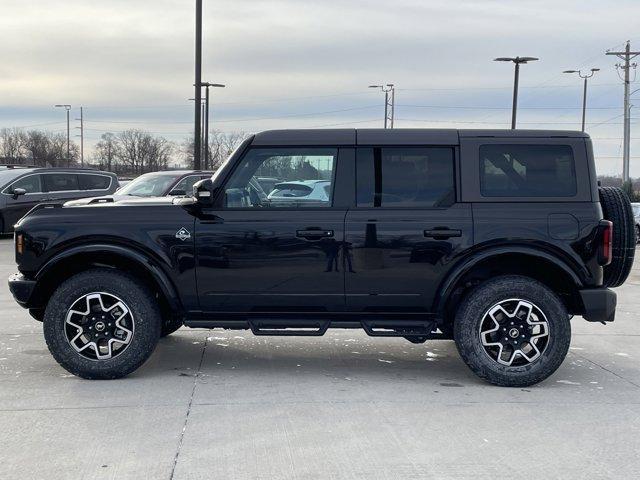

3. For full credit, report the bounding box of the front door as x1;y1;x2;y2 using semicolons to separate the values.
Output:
345;146;473;312
195;147;347;313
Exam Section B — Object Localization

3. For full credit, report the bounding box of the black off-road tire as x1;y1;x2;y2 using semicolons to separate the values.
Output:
599;186;635;287
43;268;161;379
454;275;571;387
161;317;183;337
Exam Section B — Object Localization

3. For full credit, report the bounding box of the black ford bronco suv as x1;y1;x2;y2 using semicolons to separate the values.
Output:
8;129;636;386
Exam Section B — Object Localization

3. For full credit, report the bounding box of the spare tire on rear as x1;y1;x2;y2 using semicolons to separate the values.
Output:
599;186;635;287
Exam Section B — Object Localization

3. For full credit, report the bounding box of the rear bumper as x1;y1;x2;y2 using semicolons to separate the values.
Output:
580;288;617;323
8;273;36;308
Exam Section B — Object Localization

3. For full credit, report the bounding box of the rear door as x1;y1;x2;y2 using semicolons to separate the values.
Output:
345;145;473;312
42;172;81;202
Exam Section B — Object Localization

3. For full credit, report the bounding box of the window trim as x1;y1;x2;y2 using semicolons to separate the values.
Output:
218;146;340;210
459;138;592;203
2;172;114;195
479;144;578;198
355;145;457;210
41;172;114;193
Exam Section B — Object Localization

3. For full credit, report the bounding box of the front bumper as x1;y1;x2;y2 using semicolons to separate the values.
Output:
8;273;36;308
580;288;617;323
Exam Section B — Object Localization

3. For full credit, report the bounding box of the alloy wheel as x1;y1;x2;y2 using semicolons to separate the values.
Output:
479;298;550;367
64;292;135;360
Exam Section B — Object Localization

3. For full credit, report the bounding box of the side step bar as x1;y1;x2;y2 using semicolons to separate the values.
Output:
249;319;330;336
185;318;438;338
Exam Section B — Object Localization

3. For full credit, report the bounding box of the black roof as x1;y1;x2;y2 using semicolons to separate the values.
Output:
251;128;589;146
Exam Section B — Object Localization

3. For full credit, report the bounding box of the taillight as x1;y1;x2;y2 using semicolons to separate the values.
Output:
598;220;613;266
15;233;24;255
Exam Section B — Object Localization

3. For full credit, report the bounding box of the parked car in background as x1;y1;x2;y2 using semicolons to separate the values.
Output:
66;170;214;206
255;177;280;195
0;167;118;233
633;203;640;243
267;179;332;207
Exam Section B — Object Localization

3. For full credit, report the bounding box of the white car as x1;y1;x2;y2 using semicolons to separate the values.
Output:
267;180;332;206
632;203;640;244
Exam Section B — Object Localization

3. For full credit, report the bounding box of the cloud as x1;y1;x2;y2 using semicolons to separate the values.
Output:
0;0;639;174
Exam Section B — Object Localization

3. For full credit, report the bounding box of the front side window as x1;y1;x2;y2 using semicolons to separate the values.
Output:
356;147;455;208
223;148;337;208
480;144;577;197
169;175;208;196
3;175;42;194
43;174;79;192
79;174;111;191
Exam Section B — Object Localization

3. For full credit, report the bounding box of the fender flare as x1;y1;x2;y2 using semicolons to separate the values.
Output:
433;245;584;316
35;243;182;311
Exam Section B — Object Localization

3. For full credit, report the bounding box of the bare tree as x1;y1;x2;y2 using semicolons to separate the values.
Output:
21;130;79;167
183;130;249;170
92;133;119;172
0;128;27;163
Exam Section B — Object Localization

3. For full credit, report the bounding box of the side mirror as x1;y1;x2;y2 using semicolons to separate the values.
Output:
192;178;215;206
12;188;26;199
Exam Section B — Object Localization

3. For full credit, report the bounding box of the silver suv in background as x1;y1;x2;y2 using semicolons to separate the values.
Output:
0;167;118;233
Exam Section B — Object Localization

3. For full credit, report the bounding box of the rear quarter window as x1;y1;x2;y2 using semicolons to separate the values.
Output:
79;174;111;191
480;144;577;197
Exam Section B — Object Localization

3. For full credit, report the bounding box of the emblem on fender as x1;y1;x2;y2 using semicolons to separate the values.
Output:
175;227;191;241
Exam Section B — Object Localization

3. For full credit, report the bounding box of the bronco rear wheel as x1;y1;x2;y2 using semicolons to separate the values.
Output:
43;268;161;379
454;275;571;387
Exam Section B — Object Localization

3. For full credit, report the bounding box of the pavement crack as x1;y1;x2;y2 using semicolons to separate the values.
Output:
169;333;208;480
575;352;640;389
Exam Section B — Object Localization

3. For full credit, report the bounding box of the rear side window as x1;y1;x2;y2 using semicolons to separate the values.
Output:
43;173;79;192
79;174;111;191
356;147;455;208
480;145;576;197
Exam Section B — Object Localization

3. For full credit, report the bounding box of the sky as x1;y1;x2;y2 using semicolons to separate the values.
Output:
1;0;640;175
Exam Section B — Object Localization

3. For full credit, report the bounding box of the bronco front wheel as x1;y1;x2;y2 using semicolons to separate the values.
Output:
454;275;571;387
43;268;161;379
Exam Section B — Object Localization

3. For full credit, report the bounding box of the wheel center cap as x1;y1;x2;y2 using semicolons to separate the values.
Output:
508;327;520;339
95;321;106;332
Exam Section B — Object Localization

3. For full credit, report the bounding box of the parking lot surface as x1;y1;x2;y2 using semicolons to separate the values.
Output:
1;236;639;479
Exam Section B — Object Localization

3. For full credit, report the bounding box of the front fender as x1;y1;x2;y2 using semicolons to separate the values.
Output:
35;243;182;312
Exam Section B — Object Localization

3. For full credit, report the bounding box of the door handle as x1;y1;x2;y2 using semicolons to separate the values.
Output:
296;228;334;240
424;228;462;239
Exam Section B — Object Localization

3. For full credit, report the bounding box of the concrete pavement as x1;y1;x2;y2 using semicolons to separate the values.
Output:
1;237;639;479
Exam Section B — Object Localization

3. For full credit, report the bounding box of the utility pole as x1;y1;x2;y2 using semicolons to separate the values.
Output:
494;57;539;129
54;104;72;166
193;0;203;170
607;41;639;183
368;84;395;128
75;106;84;166
563;68;600;132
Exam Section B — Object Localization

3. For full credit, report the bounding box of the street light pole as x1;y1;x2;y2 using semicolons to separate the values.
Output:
368;84;395;129
563;68;600;132
194;0;203;170
54;104;72;166
494;57;539;129
200;82;225;170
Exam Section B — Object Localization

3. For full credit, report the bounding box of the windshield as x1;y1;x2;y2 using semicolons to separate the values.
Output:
117;173;181;197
